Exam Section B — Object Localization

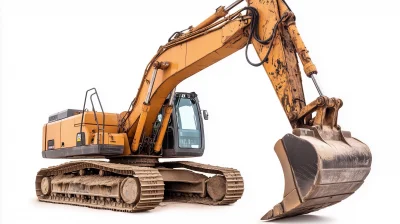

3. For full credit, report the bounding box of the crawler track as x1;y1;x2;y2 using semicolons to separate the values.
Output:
36;160;244;212
160;161;244;205
35;161;164;212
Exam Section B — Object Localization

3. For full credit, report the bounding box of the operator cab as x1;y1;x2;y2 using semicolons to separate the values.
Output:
154;92;208;158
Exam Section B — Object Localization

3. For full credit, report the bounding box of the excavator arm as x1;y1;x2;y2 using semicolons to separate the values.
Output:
117;0;372;220
120;0;313;147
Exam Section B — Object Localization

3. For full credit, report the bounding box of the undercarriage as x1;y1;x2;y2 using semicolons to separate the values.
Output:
35;159;244;212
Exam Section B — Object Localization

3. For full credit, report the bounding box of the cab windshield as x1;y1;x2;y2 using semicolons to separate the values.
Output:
175;96;202;149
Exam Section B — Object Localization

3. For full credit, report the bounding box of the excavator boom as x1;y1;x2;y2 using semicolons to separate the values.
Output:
120;0;318;142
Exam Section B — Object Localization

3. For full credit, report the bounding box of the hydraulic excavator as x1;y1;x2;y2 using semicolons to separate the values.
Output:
36;0;372;220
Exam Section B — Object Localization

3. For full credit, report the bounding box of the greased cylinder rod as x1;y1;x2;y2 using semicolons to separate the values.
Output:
311;75;324;96
191;0;244;32
154;88;176;153
225;0;244;11
145;68;159;104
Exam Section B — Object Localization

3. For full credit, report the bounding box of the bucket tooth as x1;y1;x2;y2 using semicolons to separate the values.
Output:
262;128;372;221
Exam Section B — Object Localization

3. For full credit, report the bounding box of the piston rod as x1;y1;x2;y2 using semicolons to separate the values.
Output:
225;0;244;11
311;74;323;96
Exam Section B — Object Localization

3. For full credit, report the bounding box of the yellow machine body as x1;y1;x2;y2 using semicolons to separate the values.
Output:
42;112;130;158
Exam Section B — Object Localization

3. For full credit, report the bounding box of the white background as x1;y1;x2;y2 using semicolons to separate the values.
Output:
1;0;399;223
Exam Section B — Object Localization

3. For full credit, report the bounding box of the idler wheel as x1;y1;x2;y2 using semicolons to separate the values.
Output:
41;177;51;195
120;177;140;204
206;175;226;201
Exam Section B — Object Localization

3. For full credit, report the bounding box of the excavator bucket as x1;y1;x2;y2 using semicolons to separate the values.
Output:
263;128;372;220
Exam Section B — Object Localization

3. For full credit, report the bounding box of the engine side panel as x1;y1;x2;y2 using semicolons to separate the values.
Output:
43;111;128;158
